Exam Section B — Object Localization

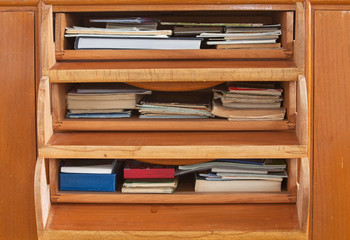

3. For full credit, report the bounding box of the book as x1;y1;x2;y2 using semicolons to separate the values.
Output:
59;159;120;192
123;178;178;188
207;39;278;45
90;17;159;24
161;22;264;27
197;31;281;38
66;111;132;119
66;83;151;112
59;172;117;192
137;91;212;118
60;159;118;174
106;22;158;31
179;159;286;171
173;26;223;36
228;86;283;96
67;109;125;114
175;159;286;176
66;26;171;36
211;99;286;121
74;36;202;50
220;101;282;109
195;175;282;192
121;186;176;193
216;42;281;49
124;160;175;179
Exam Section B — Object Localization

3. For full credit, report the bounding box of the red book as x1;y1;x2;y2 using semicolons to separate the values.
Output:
123;160;175;179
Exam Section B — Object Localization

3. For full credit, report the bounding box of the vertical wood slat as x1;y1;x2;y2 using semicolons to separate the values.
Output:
313;10;350;240
0;11;37;240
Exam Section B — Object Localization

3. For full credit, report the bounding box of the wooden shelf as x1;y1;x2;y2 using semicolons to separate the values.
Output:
54;119;295;132
52;191;295;204
56;49;293;61
47;60;301;83
38;131;307;159
46;203;302;232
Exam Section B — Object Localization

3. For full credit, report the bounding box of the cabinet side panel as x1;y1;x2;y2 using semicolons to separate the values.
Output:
313;10;350;240
0;12;37;240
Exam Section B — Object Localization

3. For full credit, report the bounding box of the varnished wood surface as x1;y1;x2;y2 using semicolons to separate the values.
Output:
313;10;350;240
49;60;300;82
52;4;296;12
52;192;296;204
45;0;303;6
46;131;301;146
39;230;306;240
54;119;294;132
46;203;301;231
39;131;307;159
56;49;292;61
0;0;39;6
0;11;37;240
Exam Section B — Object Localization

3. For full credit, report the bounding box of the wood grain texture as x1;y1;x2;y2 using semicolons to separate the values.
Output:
54;119;294;132
0;0;39;6
41;4;56;75
37;77;53;147
44;0;303;6
51;192;296;204
56;49;292;61
39;230;306;240
313;10;350;240
46;203;301;231
0;11;37;240
38;131;307;159
34;158;51;231
48;60;300;82
51;4;296;12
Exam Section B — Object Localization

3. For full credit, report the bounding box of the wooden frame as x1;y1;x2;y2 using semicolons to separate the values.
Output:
36;2;310;239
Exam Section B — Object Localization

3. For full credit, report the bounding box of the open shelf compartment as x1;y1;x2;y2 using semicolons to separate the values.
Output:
48;158;298;204
54;6;295;61
35;156;309;239
51;80;297;132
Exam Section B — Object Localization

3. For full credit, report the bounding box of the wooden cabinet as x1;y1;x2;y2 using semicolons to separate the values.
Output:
312;6;350;240
34;2;310;240
0;9;37;240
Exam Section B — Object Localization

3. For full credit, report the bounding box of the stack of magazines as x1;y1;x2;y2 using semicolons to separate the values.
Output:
137;91;212;119
211;83;286;121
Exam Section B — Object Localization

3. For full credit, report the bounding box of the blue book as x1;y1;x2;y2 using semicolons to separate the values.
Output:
66;111;131;118
59;159;119;192
60;172;117;192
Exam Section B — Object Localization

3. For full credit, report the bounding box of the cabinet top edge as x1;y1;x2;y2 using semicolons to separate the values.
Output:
44;0;303;6
0;0;39;6
310;0;350;4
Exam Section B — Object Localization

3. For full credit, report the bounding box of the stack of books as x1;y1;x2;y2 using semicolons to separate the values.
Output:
137;92;212;119
211;84;286;121
122;160;178;193
197;24;282;49
66;17;202;50
176;159;287;192
59;159;120;192
66;83;151;118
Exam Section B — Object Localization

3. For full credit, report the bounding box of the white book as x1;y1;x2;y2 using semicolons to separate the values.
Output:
207;39;277;45
75;37;202;50
121;187;176;193
60;160;118;174
195;177;282;193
